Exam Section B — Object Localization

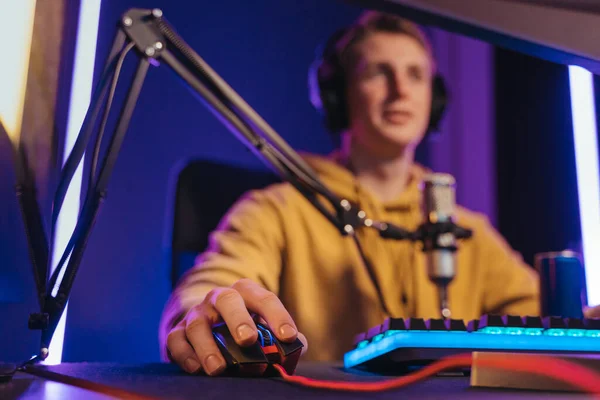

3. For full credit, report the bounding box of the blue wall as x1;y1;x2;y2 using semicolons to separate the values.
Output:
59;0;364;362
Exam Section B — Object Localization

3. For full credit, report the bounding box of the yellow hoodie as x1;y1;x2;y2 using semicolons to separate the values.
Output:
159;152;539;362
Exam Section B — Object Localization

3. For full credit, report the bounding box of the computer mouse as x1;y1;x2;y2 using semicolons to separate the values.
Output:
211;321;303;377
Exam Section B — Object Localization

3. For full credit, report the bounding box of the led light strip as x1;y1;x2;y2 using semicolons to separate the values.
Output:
45;0;103;365
568;65;600;307
344;331;600;369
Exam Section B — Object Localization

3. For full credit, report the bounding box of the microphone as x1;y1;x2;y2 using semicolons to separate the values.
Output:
369;172;472;318
419;173;459;319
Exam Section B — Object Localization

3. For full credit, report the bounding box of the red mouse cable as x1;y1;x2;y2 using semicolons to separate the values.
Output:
273;353;600;395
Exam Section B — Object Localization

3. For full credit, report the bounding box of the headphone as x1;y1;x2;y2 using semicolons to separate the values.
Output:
308;27;449;136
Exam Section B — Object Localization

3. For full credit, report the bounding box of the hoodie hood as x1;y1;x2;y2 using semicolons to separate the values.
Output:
299;150;429;214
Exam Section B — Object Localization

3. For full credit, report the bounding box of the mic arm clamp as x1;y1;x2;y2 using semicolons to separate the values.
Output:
414;220;473;251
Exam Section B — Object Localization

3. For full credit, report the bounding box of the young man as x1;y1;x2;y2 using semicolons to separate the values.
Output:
160;11;598;376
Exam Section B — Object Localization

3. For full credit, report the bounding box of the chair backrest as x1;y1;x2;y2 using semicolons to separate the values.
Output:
168;159;279;289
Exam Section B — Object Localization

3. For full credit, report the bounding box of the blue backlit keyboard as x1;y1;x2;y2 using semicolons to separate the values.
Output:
344;315;600;372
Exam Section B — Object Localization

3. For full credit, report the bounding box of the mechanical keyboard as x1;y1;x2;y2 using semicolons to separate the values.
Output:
344;315;600;372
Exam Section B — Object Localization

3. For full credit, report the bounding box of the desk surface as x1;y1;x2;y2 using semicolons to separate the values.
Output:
0;362;591;399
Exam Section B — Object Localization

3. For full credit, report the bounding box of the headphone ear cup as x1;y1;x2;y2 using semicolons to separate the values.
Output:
428;74;449;132
308;61;347;134
320;74;348;134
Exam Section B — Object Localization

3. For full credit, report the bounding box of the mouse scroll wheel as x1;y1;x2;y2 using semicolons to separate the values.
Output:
256;325;273;346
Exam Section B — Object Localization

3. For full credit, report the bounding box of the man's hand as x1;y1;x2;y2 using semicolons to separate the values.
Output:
166;279;307;376
583;305;600;319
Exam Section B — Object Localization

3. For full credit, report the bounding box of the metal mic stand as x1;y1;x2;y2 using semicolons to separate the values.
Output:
21;7;472;366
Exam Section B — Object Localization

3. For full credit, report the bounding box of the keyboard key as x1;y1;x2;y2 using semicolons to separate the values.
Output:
500;315;525;335
476;315;505;334
478;314;505;329
404;318;427;331
543;316;567;329
564;318;585;329
425;319;447;331
518;316;544;335
543;316;568;336
353;332;366;346
446;319;467;331
503;315;524;327
366;324;383;340
583;318;600;337
522;316;543;328
467;319;479;332
584;318;600;330
381;318;407;332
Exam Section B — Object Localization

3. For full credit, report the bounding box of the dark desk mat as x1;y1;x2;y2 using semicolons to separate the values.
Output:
26;362;588;399
1;372;115;400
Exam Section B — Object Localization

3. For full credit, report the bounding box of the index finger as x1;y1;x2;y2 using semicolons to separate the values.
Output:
208;287;258;346
232;279;298;343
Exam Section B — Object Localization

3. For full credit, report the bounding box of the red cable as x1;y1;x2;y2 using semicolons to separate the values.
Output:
273;353;600;395
274;354;472;392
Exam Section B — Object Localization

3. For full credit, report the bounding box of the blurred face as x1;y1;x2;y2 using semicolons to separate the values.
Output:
345;32;433;156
